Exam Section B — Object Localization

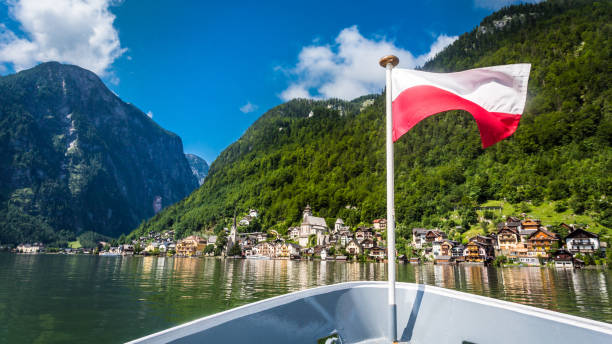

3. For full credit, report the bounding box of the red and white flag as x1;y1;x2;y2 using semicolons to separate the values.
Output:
391;64;531;147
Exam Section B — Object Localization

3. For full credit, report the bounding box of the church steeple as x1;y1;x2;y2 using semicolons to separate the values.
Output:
228;208;237;255
303;204;312;220
233;209;237;230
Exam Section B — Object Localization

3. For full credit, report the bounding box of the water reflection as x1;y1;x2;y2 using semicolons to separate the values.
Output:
0;254;610;344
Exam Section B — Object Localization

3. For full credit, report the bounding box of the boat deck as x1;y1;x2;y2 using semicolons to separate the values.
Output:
128;281;612;344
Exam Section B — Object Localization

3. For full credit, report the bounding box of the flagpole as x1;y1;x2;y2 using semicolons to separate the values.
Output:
379;54;399;343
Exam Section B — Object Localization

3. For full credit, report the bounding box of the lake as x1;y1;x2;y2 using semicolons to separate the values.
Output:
0;253;610;343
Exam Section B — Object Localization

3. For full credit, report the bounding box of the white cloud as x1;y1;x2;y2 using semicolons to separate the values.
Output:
415;34;459;66
146;110;153;118
0;0;126;76
279;26;457;101
474;0;543;10
239;102;258;114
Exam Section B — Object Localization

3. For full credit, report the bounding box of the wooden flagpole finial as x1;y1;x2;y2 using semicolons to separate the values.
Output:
379;55;399;68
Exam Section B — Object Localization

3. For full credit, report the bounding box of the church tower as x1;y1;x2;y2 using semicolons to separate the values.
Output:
227;210;237;255
303;204;312;220
230;210;237;243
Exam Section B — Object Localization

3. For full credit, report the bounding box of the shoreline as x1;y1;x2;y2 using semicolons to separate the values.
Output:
4;251;609;270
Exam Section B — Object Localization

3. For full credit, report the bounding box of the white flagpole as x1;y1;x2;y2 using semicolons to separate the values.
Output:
379;55;399;343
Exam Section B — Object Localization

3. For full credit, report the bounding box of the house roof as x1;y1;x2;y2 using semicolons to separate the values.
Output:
347;239;361;247
412;228;429;235
528;228;558;240
303;215;327;228
470;235;494;245
519;229;537;236
335;218;345;224
498;225;519;235
565;227;598;239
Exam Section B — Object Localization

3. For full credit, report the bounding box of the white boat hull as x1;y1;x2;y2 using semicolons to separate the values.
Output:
128;281;612;344
246;255;270;260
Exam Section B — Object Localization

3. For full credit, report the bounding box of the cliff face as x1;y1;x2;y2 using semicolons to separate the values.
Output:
0;62;198;243
185;154;209;186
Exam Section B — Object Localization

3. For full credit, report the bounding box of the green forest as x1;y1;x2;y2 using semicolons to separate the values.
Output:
128;0;609;243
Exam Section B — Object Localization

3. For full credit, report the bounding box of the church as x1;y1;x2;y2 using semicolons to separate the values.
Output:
298;205;329;247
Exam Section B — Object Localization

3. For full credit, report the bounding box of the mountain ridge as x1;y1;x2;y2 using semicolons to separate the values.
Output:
0;62;199;245
185;153;209;185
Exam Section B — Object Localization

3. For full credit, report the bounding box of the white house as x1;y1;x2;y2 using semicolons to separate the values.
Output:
334;218;349;232
17;243;42;253
321;249;328;260
288;227;300;240
412;228;429;248
373;219;387;230
565;228;599;253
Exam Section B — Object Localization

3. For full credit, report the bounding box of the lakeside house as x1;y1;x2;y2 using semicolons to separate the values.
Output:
464;241;493;263
16;243;43;253
176;235;207;257
355;227;374;243
346;239;363;255
369;247;386;260
527;228;558;258
497;225;520;251
361;238;374;249
565;228;599;254
373;218;387;230
552;249;575;268
334;218;349;232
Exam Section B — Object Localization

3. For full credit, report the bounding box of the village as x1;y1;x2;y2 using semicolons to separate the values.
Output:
11;205;607;269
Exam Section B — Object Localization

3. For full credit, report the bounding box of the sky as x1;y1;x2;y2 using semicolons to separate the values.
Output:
0;0;542;163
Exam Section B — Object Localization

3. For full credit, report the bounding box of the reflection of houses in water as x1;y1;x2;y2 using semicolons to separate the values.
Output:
463;265;491;293
141;256;155;275
172;256;200;275
568;268;608;313
570;268;588;312
431;265;458;289
433;265;443;286
498;267;559;307
319;261;327;284
155;257;166;279
597;273;609;303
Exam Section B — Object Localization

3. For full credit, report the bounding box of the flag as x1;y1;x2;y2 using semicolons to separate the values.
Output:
391;64;531;148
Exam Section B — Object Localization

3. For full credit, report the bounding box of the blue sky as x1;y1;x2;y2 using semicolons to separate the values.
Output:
0;0;541;163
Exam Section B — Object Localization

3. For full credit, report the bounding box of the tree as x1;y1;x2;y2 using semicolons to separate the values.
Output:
583;253;595;266
308;234;316;247
228;243;242;256
493;255;508;267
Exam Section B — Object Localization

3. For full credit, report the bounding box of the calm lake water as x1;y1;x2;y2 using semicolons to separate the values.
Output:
0;253;611;343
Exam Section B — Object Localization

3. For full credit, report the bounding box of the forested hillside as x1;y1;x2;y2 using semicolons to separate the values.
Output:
132;0;611;243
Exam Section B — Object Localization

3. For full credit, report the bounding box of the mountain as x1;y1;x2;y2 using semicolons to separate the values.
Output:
0;62;198;245
185;154;209;185
131;0;611;243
